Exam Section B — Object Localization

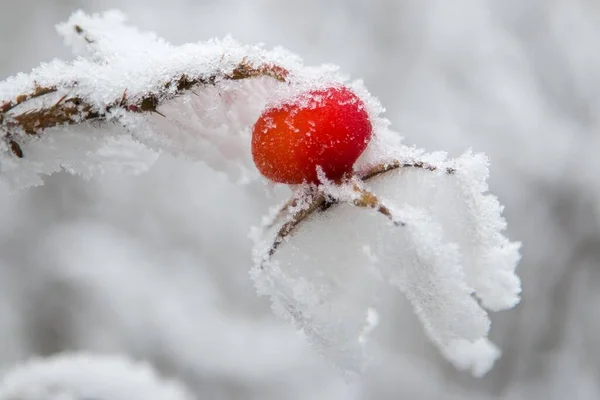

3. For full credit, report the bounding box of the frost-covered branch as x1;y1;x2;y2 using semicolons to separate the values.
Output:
0;57;287;157
0;10;332;188
0;9;521;380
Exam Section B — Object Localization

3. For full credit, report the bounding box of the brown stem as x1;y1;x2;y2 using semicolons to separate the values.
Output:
260;193;328;268
1;60;289;157
358;160;455;180
0;85;57;115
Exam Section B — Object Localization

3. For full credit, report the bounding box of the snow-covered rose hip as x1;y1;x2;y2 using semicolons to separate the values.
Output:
251;86;372;184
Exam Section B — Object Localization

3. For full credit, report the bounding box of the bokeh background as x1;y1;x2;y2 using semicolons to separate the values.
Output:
1;0;600;399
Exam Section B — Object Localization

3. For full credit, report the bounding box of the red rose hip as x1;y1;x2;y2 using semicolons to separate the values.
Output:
251;86;373;184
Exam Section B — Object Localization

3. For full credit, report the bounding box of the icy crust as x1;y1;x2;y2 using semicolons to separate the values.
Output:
251;149;521;377
0;10;389;190
0;352;194;400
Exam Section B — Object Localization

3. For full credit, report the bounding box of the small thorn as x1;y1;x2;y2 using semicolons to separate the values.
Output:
119;90;128;107
9;140;23;158
54;94;68;107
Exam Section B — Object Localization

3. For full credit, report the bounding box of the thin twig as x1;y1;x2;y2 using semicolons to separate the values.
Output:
359;160;456;180
261;193;327;268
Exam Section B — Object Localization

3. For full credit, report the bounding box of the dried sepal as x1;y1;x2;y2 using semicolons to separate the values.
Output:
252;152;520;377
259;188;328;268
259;159;456;267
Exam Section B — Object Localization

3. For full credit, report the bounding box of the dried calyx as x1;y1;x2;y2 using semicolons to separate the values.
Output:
258;160;456;268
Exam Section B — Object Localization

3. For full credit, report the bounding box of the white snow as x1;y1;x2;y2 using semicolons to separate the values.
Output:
0;6;539;399
1;10;371;189
0;352;194;400
252;150;520;376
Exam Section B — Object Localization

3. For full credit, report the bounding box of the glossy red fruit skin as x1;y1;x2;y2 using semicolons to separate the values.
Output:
251;86;373;184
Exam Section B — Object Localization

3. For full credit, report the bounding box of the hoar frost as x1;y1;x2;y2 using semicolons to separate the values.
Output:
0;10;521;378
251;150;521;377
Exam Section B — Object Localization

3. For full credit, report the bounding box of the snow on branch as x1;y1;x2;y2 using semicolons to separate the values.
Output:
0;10;521;379
0;352;193;400
0;10;340;188
0;61;287;141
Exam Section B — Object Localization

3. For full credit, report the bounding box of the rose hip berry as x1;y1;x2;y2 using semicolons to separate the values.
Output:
251;86;373;184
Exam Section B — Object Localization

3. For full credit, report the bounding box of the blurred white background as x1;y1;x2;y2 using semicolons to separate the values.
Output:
1;0;600;399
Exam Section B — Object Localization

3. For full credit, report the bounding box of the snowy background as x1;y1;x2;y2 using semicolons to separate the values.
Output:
1;0;599;399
